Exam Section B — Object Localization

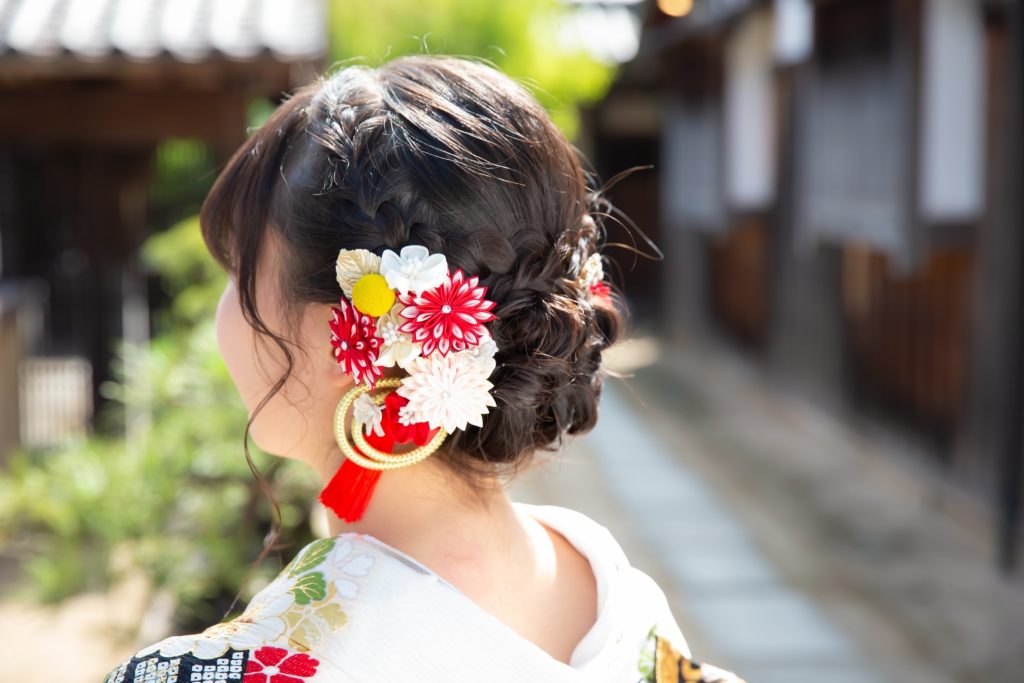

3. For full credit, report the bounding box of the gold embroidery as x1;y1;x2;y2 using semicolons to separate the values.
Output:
653;634;747;683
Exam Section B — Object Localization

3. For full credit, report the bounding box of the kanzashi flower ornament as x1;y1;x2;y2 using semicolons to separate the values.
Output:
328;297;383;389
578;252;611;299
397;269;497;357
380;245;448;295
320;244;500;523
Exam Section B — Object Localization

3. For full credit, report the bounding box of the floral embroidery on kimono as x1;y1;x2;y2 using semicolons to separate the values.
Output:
637;625;746;683
103;536;374;682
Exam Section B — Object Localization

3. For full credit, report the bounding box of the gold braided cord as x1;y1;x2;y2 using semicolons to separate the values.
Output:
333;378;448;471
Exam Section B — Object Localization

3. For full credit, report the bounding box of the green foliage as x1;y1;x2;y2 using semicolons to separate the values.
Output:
328;0;615;138
148;139;217;227
142;215;225;328
0;215;319;628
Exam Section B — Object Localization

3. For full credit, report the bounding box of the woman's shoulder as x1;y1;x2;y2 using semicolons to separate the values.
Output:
518;502;747;682
102;533;392;683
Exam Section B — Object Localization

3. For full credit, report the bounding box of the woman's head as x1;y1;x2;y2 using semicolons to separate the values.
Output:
205;54;624;489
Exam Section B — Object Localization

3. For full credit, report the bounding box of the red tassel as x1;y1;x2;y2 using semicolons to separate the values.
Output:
320;425;395;523
319;455;382;523
320;392;440;523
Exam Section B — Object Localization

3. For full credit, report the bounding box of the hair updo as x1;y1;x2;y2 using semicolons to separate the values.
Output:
200;54;626;489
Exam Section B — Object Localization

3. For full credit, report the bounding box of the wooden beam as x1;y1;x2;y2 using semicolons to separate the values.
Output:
0;86;249;146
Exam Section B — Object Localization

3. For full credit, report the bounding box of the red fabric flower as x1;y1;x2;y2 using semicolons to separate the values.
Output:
244;646;319;683
397;269;497;357
382;391;440;445
329;295;384;388
590;281;611;298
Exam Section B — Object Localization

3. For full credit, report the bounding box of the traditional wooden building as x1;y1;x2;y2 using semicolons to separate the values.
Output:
0;0;325;457
587;0;1023;569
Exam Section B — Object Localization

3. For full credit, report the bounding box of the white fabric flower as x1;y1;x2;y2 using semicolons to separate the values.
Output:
452;330;498;376
396;352;496;432
336;248;383;298
380;245;448;295
352;393;385;437
578;252;604;289
374;302;423;369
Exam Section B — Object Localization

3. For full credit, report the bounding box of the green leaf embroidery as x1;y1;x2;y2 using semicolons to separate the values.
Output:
286;538;336;577
637;624;657;681
290;571;327;605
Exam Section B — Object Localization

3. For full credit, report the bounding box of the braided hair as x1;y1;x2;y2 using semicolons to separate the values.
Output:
201;55;625;490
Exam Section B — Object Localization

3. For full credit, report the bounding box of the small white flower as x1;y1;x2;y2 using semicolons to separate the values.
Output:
397;352;497;432
578;252;604;289
374;302;423;369
380;245;448;295
453;330;498;376
326;539;376;599
336;248;383;298
352;393;385;437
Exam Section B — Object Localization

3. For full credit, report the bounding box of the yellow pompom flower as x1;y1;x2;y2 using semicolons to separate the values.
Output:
351;274;396;317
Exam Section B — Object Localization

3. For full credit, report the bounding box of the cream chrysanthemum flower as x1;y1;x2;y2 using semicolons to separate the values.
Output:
380;245;448;295
374;302;422;369
336;248;383;298
352;393;385;437
396;352;496;432
452;329;498;376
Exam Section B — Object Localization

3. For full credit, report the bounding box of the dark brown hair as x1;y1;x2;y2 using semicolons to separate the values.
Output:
201;54;629;567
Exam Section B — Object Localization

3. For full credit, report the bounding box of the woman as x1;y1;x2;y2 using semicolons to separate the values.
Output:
103;55;744;683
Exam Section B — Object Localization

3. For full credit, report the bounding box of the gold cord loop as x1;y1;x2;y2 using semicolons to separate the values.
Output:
333;378;448;471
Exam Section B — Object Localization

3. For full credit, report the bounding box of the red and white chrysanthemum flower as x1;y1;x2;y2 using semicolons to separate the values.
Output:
396;352;497;432
329;296;384;388
397;268;497;357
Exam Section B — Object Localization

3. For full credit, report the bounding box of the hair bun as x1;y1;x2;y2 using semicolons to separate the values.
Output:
443;261;623;477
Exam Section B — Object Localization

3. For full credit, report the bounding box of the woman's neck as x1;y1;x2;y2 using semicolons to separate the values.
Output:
316;451;530;580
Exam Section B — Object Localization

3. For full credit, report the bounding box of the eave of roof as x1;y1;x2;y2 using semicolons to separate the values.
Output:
0;0;326;70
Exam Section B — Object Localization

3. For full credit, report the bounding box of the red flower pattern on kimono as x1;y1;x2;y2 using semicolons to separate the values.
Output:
396;269;497;357
329;296;383;388
244;646;319;683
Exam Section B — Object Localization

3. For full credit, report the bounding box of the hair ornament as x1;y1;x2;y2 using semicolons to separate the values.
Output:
578;252;611;299
320;245;499;523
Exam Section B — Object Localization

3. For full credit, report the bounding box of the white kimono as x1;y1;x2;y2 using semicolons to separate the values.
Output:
104;502;745;682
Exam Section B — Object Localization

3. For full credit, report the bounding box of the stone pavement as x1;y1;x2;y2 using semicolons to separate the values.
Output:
510;335;1024;683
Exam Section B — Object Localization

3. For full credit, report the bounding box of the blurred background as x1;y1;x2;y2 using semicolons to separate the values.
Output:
0;0;1021;681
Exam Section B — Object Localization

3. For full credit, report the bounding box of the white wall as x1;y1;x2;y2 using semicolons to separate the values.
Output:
918;0;986;223
725;7;777;210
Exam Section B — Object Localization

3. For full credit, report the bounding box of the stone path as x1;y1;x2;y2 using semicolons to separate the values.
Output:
513;384;894;682
512;335;1024;683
